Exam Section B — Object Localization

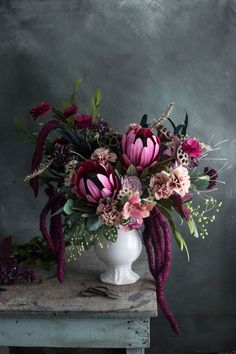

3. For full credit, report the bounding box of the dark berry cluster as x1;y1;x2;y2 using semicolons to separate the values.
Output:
0;257;36;285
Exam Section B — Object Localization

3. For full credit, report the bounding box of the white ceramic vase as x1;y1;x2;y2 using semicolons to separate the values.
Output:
94;227;142;285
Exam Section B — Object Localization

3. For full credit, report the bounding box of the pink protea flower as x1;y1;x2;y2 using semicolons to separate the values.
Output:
123;192;153;224
96;200;122;226
170;165;191;197
74;114;92;129
30;102;52;120
182;139;201;158
121;125;160;175
150;171;174;200
64;105;78;118
74;160;120;204
91;148;117;164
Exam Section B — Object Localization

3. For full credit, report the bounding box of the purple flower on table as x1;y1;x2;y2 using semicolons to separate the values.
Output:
121;124;160;175
30;102;52;120
64;105;78;118
74;114;92;129
73;160;120;204
204;167;218;189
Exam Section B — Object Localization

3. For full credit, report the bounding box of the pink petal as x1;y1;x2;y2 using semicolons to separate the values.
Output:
122;154;131;167
86;195;97;204
121;134;126;152
86;179;101;200
146;138;155;163
140;147;152;167
97;174;111;189
134;138;143;165
79;178;87;197
123;202;130;218
109;173;114;186
127;144;136;165
129;192;140;204
101;188;112;198
152;136;160;160
125;131;136;151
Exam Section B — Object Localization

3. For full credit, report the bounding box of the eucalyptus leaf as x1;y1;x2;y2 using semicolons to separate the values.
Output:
86;216;103;231
63;199;74;215
193;175;210;190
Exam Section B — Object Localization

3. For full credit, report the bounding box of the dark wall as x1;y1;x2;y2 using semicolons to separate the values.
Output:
0;1;236;353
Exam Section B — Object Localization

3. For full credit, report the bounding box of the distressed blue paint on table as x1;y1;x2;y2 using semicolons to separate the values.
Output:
0;250;157;353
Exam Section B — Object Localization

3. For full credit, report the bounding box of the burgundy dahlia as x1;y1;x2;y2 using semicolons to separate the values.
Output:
74;160;120;204
74;114;92;129
121;125;160;175
30;102;52;120
64;105;78;118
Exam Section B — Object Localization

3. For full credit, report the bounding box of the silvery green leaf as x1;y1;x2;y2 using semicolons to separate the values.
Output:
193;175;210;190
63;199;74;215
86;216;103;231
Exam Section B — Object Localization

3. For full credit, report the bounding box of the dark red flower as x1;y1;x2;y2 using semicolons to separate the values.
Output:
64;105;78;118
74;114;92;129
182;139;201;158
74;160;120;204
30;102;52;120
204;167;218;189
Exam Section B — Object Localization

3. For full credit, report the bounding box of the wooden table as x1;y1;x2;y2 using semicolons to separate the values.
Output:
0;250;157;354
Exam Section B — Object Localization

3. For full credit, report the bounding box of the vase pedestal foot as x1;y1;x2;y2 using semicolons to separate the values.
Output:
100;264;140;285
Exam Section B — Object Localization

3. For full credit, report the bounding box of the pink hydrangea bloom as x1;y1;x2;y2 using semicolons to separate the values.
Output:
91;148;117;164
170;165;191;197
182;139;201;158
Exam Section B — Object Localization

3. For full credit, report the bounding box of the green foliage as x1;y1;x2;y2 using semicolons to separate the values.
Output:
70;78;83;105
63;199;74;215
51;108;66;122
187;217;199;238
126;164;137;176
14;117;36;144
65;212;117;260
91;88;102;119
192;175;210;190
86;215;103;231
12;237;56;269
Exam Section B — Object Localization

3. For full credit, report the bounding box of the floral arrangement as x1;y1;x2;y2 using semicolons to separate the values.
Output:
15;80;227;334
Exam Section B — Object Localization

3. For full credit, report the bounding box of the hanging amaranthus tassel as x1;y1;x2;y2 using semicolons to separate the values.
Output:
30;120;59;197
143;207;180;335
40;185;65;282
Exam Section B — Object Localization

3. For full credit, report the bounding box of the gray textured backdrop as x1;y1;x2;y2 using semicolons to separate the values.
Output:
0;1;236;353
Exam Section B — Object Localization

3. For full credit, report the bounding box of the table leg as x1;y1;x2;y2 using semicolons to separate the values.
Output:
126;348;145;354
